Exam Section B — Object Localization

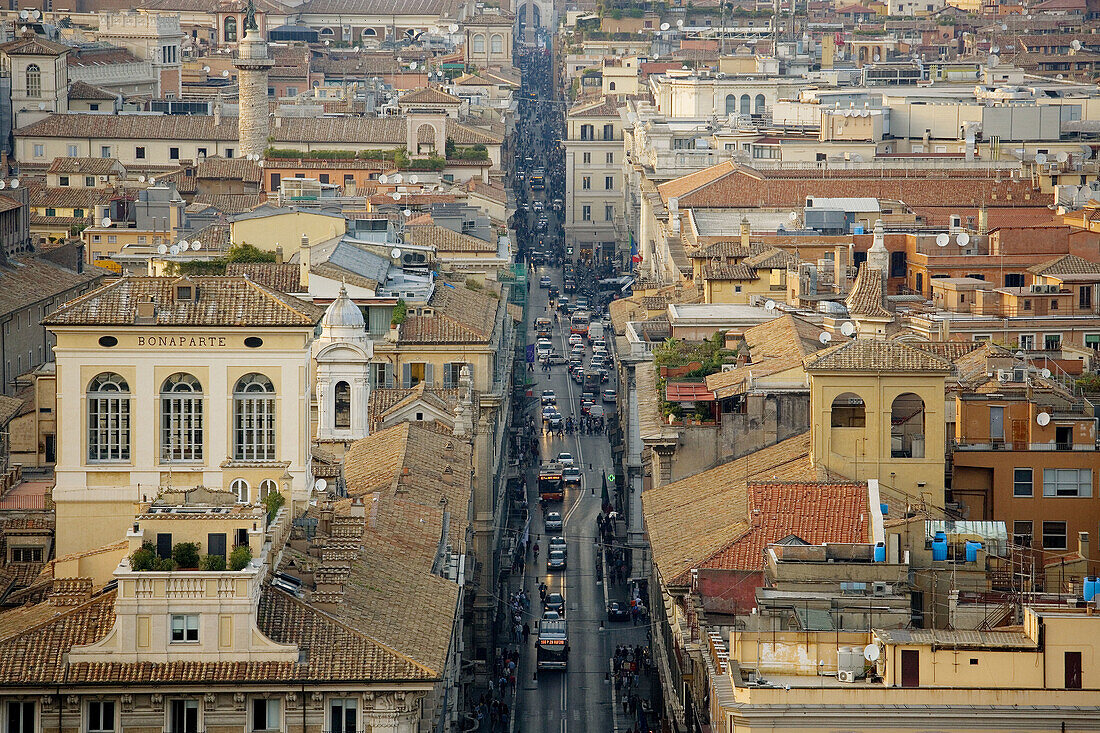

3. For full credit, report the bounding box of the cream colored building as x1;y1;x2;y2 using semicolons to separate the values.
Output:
43;275;323;558
0;35;69;129
565;97;625;263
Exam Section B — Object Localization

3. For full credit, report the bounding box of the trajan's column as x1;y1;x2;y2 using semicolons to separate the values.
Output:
234;1;273;159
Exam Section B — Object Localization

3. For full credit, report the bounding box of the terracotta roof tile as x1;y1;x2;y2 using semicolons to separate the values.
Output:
702;262;756;281
845;264;890;318
0;36;68;56
43;275;323;327
397;280;499;344
0;256;105;317
46;157;121;176
400;87;463;106
404;224;497;253
569;97;622;118
1028;253;1100;277
197;156;261;183
192;192;266;214
67;80;116;101
804;339;953;373
225;262;302;292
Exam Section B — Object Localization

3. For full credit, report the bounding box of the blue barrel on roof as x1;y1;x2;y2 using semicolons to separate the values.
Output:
880;503;889;517
1084;577;1099;603
965;541;982;563
932;537;948;561
874;542;886;562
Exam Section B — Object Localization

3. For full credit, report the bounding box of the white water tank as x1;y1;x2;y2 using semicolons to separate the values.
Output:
837;646;864;679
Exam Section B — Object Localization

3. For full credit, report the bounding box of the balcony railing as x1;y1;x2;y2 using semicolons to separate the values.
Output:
952;439;1097;452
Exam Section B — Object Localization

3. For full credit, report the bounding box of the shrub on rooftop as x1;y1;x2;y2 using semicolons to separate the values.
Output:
229;545;253;571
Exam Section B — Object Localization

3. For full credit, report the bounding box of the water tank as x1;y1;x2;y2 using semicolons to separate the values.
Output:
1084;577;1098;603
874;542;886;562
932;537;948;562
880;503;889;517
965;541;982;563
837;646;864;678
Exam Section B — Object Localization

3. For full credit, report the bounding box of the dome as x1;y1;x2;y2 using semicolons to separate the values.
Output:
321;284;365;331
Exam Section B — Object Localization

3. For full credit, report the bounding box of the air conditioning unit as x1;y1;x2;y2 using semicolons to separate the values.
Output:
997;369;1010;382
873;582;892;595
837;670;857;683
98;175;108;183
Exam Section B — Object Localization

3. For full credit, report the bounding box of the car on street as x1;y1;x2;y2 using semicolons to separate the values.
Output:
581;391;597;404
546;550;567;570
570;344;585;358
544;592;565;615
547;412;563;431
576;297;589;310
542;610;562;622
548;536;567;555
533;200;545;212
602;388;617;403
541;390;557;406
568;334;583;347
557;296;570;310
598;368;610;383
555;452;575;466
541;405;556;422
591;338;607;350
571;369;584;384
563;465;581;485
545;511;563;532
539;276;551;288
606;602;631;622
547;352;567;366
580;400;594;416
537;341;552;359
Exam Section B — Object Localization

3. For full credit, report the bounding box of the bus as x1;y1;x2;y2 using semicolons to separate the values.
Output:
570;311;591;336
536;618;569;670
535;317;552;339
538;462;564;501
530;169;546;190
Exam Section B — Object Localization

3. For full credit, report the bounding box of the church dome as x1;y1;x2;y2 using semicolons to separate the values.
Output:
321;284;365;331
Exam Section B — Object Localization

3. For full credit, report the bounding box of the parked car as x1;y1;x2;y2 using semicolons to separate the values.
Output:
602;388;617;403
607;602;631;622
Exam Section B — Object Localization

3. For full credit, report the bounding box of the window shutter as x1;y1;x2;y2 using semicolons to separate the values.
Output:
384;364;394;388
443;362;453;388
424;363;434;387
401;363;410;389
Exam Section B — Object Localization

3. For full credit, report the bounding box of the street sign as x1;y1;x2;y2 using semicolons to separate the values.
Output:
608;474;615;482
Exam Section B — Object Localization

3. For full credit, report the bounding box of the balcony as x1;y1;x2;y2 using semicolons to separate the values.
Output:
951;439;1097;452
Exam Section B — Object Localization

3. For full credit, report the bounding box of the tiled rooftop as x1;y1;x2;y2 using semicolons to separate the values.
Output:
804;339;953;373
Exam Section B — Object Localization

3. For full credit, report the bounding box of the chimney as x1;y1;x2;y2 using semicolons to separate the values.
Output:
275;244;284;264
350;496;365;518
213;100;222;126
299;234;310;289
1079;531;1090;559
319;501;334;536
740;216;750;248
977;205;988;235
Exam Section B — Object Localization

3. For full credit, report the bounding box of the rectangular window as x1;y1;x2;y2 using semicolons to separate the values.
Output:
100;146;111;158
286;86;298;96
1051;298;1059;310
107;235;117;244
605;176;614;190
86;176;95;187
1086;334;1100;350
33;144;43;158
1023;298;1032;311
45;208;55;217
170;147;180;160
1005;273;1024;287
582;205;591;221
605;204;614;221
170;614;199;643
226;148;234;158
1013;468;1033;496
329;698;358;733
319;174;329;184
135;146;146;159
88;700;116;732
606;152;614;164
1019;334;1035;350
1043;468;1091;497
251;698;280;732
67;144;78;157
10;546;42;562
197;147;207;158
7;701;33;733
582;152;591;164
1013;520;1033;547
370;362;392;388
582;176;591;190
1042;521;1068;550
1081;286;1093;309
168;699;199;733
59;176;69;186
73;208;84;218
1045;333;1062;351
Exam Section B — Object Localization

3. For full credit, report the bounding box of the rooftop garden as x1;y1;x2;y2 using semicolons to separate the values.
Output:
653;331;735;422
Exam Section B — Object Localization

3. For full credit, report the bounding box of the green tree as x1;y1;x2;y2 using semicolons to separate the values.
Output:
172;542;200;569
229;545;253;571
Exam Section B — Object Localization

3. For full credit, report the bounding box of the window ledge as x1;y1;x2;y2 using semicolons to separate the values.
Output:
219;459;290;469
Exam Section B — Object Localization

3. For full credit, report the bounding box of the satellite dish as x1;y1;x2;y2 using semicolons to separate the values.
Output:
990;45;1000;54
1001;22;1008;30
840;321;856;337
1072;39;1082;51
353;46;360;52
449;23;459;33
403;209;412;217
37;103;44;110
19;26;26;34
1037;412;1051;426
390;192;401;201
1057;151;1069;163
222;69;230;77
9;178;17;189
819;331;832;344
676;19;684;27
169;244;181;255
158;244;169;254
957;232;971;247
138;175;146;183
1081;145;1093;160
393;174;403;184
191;241;202;251
864;644;880;662
409;175;419;184
764;300;776;311
0;181;7;191
202;65;210;73
410;61;418;70
315;478;328;492
789;211;798;222
1035;152;1048;165
391;247;402;259
101;217;112;228
31;9;39;19
178;241;189;250
936;233;949;247
660;22;670;30
379;174;389;184
987;54;999;67
1041;368;1052;378
19;10;28;19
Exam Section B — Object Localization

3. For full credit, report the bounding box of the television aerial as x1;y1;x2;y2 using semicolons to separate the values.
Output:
936;233;949;247
1036;412;1051;426
840;321;856;337
158;244;169;255
819;331;832;345
101;217;112;228
957;232;971;247
764;299;776;311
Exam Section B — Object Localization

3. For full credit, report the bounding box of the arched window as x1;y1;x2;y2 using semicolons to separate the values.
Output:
472;34;485;53
88;372;130;461
234;373;275;460
161;373;203;461
739;94;750;115
831;392;865;427
259;478;278;501
362;27;377;37
891;393;926;458
224;16;237;43
754;94;766;114
25;64;40;99
490;34;503;53
609;81;616;91
230;478;249;503
334;380;351;429
725;94;737;114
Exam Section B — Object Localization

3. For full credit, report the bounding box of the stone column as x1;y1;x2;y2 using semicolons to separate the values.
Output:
234;28;273;159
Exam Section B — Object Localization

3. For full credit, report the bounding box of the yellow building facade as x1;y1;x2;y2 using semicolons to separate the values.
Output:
44;276;322;558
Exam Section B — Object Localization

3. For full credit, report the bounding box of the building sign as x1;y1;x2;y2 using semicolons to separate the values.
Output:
136;336;229;347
